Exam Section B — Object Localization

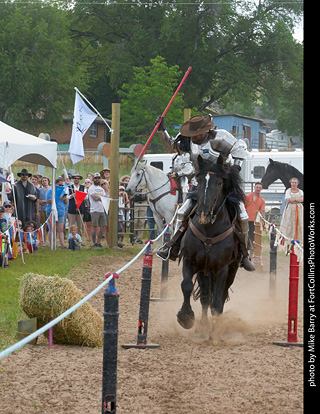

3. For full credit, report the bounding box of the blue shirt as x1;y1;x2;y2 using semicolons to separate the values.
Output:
46;186;66;217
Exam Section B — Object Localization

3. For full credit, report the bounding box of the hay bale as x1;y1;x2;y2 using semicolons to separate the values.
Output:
19;273;103;347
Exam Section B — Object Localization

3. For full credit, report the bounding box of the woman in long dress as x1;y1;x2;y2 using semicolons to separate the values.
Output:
280;177;304;253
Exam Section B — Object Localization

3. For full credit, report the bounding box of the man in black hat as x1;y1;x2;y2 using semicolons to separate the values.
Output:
156;115;255;271
8;168;38;227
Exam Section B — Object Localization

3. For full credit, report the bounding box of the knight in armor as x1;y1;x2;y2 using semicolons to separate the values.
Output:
157;120;195;203
156;114;255;272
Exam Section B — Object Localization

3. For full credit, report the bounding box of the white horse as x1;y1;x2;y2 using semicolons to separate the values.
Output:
126;160;179;235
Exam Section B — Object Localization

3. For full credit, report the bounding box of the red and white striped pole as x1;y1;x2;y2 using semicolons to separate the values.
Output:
274;242;303;347
287;246;300;343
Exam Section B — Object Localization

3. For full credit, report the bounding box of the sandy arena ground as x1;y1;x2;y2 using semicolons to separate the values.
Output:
0;249;303;413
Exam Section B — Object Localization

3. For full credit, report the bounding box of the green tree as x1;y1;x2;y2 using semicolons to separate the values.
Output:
0;2;86;132
118;56;186;152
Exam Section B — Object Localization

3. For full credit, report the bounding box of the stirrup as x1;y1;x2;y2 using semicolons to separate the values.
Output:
156;244;171;261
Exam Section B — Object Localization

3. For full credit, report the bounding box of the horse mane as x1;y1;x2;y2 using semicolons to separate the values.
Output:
271;160;302;176
197;160;246;203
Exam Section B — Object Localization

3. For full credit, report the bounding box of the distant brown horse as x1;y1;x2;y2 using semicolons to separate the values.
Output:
177;157;245;330
261;159;303;190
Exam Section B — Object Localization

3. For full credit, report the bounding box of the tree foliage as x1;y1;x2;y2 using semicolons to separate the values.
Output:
118;56;186;151
0;0;303;140
0;1;86;132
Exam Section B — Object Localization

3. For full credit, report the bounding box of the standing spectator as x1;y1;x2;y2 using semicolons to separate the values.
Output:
39;176;51;246
8;168;38;228
118;185;130;246
46;177;68;248
146;205;156;240
120;175;130;187
62;173;71;234
67;173;85;236
133;186;148;244
100;179;110;244
245;182;265;252
3;201;13;226
280;177;304;251
0;206;9;267
88;173;108;248
83;178;92;243
30;174;41;223
85;172;94;182
100;167;111;184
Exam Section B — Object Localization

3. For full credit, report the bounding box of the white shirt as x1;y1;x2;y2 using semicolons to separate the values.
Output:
88;185;106;213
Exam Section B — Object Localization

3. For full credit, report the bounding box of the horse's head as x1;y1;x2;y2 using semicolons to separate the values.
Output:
261;159;280;189
196;158;225;225
125;160;147;196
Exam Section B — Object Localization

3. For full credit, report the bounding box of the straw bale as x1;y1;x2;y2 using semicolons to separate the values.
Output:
19;273;103;347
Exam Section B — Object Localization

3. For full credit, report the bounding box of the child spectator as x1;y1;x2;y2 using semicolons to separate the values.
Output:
23;222;38;253
68;224;82;250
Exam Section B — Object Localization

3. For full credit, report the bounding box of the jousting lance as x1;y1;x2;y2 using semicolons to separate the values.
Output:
136;66;192;164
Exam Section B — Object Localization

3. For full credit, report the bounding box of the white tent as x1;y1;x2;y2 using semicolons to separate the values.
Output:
0;121;58;251
0;121;57;169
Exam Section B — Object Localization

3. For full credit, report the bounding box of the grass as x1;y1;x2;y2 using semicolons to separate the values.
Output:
0;242;139;351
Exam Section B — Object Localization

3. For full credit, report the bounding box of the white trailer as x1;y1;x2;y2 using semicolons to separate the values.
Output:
142;149;304;221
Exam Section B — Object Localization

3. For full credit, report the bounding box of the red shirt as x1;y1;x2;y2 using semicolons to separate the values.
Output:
245;192;265;222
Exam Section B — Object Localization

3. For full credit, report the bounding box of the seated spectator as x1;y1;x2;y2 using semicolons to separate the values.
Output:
23;221;38;254
68;224;82;250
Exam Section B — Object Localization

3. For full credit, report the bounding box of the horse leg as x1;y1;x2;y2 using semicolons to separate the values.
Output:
197;272;210;325
210;266;228;316
177;259;195;329
194;272;212;338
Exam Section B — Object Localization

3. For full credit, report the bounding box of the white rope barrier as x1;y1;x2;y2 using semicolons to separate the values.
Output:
256;211;303;263
0;206;178;360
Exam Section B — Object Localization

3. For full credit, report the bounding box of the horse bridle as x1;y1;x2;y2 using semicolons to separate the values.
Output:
196;171;229;224
131;166;171;197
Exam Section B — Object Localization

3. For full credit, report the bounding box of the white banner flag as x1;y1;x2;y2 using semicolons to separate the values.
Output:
101;196;110;215
68;91;97;164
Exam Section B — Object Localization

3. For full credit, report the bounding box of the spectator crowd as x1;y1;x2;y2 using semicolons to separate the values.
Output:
0;166;156;267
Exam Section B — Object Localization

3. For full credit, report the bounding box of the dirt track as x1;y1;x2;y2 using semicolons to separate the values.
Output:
0;250;303;413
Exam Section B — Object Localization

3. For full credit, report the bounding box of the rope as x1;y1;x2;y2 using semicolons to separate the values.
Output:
0;205;178;360
256;211;303;262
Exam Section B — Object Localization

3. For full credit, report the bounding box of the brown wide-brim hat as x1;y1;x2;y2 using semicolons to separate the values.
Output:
180;115;214;137
17;168;32;177
100;167;110;177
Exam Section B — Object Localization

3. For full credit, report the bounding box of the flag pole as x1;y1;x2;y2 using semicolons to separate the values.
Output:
136;66;192;164
74;87;113;134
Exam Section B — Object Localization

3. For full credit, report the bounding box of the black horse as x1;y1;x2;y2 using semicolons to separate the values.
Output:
177;157;245;330
261;159;303;191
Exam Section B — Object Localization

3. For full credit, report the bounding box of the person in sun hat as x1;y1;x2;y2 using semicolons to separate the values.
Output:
8;168;38;228
156;114;254;271
100;166;111;184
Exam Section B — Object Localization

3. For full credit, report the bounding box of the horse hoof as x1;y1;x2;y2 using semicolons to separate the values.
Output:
177;310;195;329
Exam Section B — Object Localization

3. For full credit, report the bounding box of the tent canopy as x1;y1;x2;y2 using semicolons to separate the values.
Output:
0;121;57;170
